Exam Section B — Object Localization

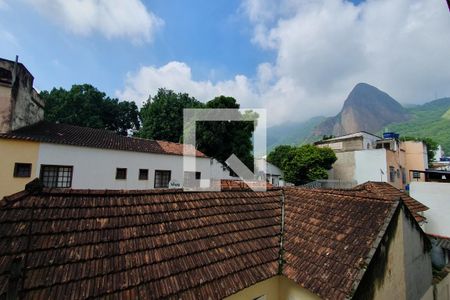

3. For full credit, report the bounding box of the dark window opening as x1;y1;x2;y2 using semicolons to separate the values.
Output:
40;165;73;188
14;163;32;178
116;168;127;180
184;171;201;187
139;169;149;180
155;170;171;188
389;166;396;183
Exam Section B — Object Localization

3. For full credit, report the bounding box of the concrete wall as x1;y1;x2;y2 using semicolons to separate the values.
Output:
403;141;428;182
354;148;387;184
0;84;12;133
0;139;39;199
358;207;432;300
37;143;214;190
328;151;356;182
435;273;450;300
410;182;450;237
385;147;406;190
224;276;321;300
0;59;44;133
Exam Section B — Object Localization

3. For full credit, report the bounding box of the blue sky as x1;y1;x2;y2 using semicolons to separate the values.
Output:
0;1;273;95
1;0;449;125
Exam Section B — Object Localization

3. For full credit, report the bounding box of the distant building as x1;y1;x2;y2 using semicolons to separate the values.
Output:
255;158;284;186
432;145;450;171
315;131;428;189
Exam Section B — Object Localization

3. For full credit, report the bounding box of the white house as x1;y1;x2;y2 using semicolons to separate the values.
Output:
0;121;234;197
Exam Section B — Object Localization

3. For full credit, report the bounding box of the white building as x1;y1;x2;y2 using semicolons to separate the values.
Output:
255;158;284;186
0;121;234;197
410;181;450;238
315;131;428;190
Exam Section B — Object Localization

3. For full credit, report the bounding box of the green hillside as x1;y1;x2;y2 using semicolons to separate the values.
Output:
383;98;450;152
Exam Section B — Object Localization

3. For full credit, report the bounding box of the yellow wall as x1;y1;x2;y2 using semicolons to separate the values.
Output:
0;139;39;199
372;209;406;300
224;276;321;300
403;141;427;182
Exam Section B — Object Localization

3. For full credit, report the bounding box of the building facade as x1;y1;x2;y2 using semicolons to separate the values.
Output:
0;58;233;199
315;132;428;189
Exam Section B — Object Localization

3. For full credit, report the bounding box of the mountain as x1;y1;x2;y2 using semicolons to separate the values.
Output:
267;116;326;151
267;83;450;153
383;97;450;152
313;83;410;136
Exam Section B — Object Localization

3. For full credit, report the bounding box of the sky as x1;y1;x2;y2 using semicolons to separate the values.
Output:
1;0;449;126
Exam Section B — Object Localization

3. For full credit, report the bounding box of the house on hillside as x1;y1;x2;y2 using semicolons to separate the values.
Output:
315;131;428;189
0;183;432;299
0;58;233;199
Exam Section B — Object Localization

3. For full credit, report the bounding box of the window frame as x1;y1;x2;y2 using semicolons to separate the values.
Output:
115;168;127;180
39;164;73;188
13;163;32;178
139;169;149;180
154;170;171;188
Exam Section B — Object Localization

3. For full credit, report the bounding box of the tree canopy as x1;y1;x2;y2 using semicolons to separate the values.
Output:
135;89;203;141
138;90;255;169
41;84;140;135
267;144;337;185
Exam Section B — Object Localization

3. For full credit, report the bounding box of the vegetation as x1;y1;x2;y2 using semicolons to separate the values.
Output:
267;144;337;185
136;88;202;141
41;84;140;135
383;98;450;152
138;90;255;169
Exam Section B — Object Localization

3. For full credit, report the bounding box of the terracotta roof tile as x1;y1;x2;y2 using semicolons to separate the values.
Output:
0;121;206;157
0;189;281;299
282;187;397;300
354;181;428;222
0;185;409;299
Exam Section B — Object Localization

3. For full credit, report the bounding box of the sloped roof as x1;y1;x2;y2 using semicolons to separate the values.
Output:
0;188;281;299
354;182;428;222
0;185;417;299
0;121;206;157
282;188;397;299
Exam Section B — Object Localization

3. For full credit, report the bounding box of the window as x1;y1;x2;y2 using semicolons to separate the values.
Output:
155;170;171;188
14;163;32;177
389;166;396;183
139;169;149;180
183;171;201;187
116;168;127;180
40;165;73;188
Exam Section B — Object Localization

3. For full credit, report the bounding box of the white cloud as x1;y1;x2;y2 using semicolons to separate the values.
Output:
26;0;163;42
119;0;450;125
116;61;258;106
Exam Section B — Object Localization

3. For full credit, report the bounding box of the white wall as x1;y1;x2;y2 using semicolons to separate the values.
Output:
354;148;388;184
37;143;222;190
410;182;450;237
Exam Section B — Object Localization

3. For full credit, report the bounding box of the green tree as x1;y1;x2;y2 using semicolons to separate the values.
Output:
401;136;438;166
136;88;202;142
196;96;255;169
268;144;337;185
41;84;140;135
138;91;256;169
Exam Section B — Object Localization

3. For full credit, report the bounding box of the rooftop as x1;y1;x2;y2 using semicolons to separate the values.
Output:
0;183;420;299
0;121;206;157
354;181;429;222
